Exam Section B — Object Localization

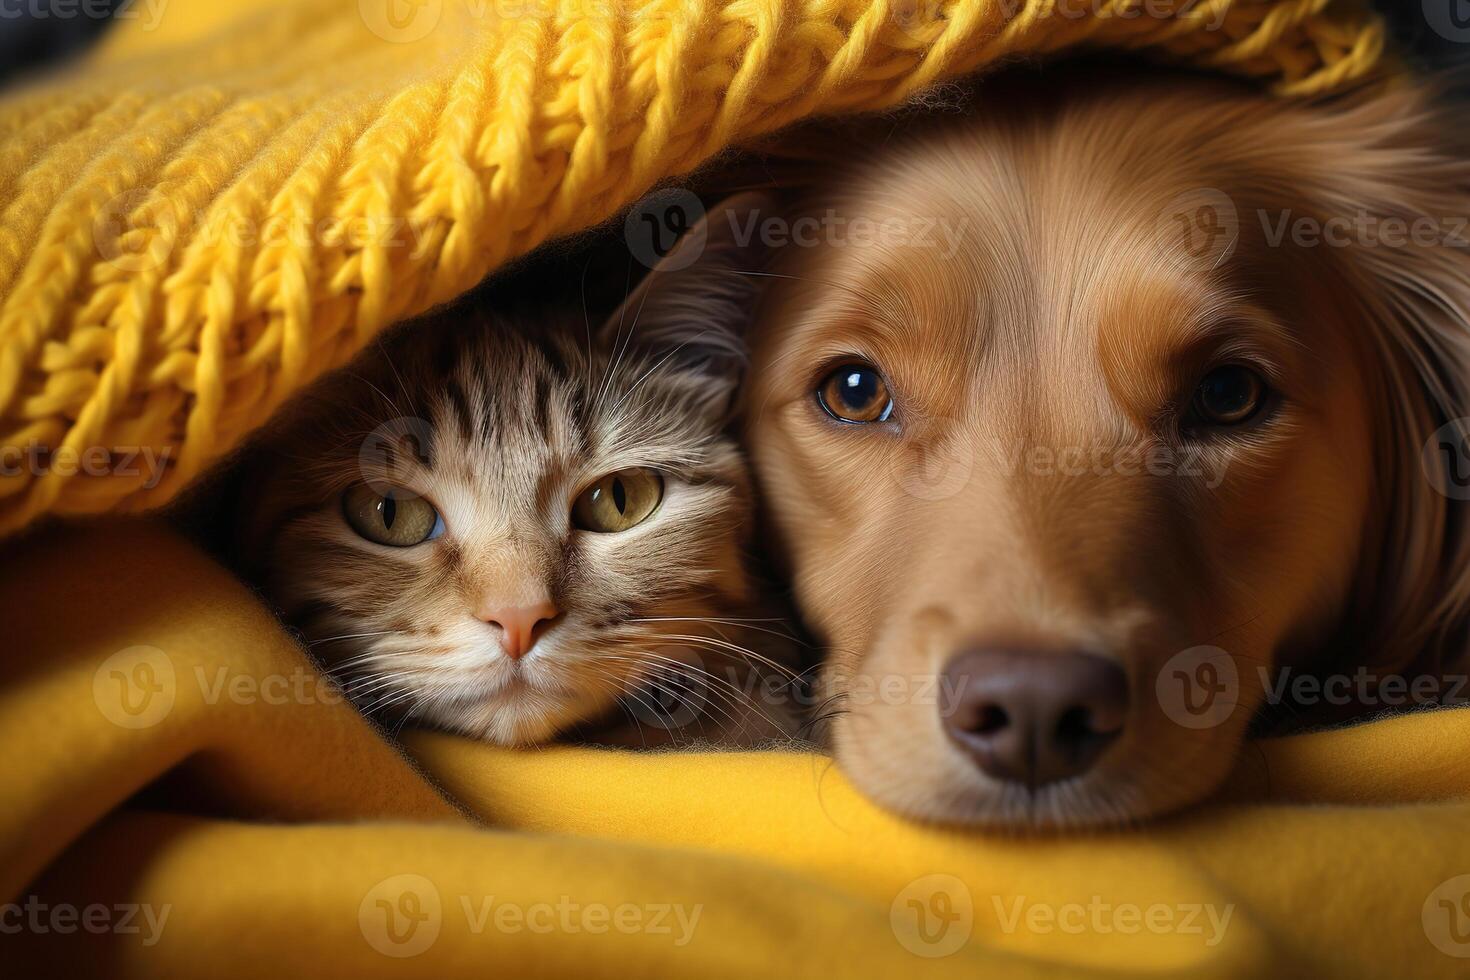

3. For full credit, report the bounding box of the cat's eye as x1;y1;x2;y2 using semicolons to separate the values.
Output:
1188;365;1270;429
342;484;444;547
817;364;894;424
572;468;664;533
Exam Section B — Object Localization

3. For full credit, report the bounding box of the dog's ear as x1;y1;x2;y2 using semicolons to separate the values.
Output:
1290;83;1470;680
600;191;778;420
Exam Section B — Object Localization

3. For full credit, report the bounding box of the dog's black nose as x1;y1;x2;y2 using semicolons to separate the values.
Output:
940;648;1128;786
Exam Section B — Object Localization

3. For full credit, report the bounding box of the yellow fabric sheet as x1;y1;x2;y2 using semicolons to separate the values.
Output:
0;0;1385;535
7;519;1470;976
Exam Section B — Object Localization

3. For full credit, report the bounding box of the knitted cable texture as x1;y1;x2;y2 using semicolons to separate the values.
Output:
0;0;1385;534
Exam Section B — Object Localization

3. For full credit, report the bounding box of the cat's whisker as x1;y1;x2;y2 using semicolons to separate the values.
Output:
648;632;805;683
629;615;798;637
586;651;783;734
359;686;419;717
632;615;814;649
607;338;697;417
308;630;395;648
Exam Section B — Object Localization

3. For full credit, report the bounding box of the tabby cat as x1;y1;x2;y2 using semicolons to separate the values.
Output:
237;210;802;746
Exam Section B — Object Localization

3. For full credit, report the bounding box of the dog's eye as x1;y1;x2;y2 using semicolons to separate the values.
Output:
343;485;444;547
572;468;664;533
1190;365;1268;428
817;365;894;424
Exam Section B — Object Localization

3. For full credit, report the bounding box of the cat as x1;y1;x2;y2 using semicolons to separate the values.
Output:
233;219;805;748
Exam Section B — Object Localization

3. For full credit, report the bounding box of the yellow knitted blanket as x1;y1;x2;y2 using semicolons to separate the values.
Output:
0;0;1383;535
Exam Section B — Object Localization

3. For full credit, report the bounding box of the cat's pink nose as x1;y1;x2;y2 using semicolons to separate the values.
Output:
480;602;559;660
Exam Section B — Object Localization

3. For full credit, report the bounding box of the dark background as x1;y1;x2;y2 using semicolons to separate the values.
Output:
0;1;1465;90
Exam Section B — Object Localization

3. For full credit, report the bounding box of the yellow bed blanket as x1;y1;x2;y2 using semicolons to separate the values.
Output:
8;521;1470;976
7;0;1467;976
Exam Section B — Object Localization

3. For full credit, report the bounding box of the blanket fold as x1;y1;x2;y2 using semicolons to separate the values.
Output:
6;519;1470;976
0;0;1385;535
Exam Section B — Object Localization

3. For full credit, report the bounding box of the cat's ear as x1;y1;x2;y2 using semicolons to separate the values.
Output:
601;191;779;416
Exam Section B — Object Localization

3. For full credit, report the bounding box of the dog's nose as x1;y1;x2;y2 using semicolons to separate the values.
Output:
940;648;1128;786
479;602;559;660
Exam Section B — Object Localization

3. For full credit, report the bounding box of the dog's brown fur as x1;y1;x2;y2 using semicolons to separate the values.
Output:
669;69;1470;828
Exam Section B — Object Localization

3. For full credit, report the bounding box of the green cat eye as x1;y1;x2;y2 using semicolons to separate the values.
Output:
342;484;444;547
572;468;664;533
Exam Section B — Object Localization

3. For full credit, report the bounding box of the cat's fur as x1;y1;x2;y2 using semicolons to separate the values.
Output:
234;264;804;747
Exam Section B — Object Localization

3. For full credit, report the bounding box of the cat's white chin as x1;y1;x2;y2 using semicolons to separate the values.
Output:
425;686;605;747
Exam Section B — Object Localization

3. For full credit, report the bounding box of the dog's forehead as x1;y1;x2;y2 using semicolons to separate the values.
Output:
791;140;1228;364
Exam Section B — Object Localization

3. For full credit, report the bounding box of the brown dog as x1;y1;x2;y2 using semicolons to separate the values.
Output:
628;68;1470;829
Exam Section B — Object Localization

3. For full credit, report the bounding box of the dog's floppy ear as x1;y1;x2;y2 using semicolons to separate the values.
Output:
1292;83;1470;680
600;191;778;419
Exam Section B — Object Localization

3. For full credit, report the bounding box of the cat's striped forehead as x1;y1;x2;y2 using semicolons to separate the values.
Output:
359;317;735;523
